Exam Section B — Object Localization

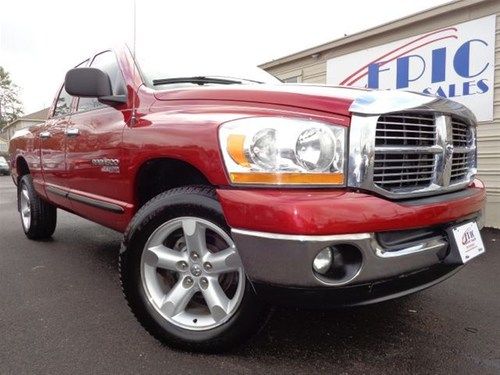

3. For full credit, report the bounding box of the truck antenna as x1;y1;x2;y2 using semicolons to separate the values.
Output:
131;0;137;126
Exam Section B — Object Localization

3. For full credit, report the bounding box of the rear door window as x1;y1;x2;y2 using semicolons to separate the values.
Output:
77;51;126;112
52;59;89;118
53;85;73;117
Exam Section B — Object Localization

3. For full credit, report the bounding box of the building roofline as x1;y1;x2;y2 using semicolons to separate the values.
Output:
2;117;46;131
259;0;490;69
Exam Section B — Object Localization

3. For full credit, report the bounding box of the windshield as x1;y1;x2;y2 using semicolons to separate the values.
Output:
134;46;281;89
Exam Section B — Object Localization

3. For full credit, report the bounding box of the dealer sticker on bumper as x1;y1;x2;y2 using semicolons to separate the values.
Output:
451;222;485;263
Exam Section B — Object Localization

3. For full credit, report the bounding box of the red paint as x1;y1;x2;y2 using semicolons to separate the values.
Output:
217;180;486;235
8;46;486;235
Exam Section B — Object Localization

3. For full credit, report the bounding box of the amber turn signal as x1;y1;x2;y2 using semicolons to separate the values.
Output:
226;134;250;167
229;172;344;185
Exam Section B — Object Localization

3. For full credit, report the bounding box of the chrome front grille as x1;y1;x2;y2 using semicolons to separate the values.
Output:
347;92;477;200
366;111;476;197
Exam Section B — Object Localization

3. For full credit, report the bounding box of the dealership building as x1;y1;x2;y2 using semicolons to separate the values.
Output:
260;0;500;228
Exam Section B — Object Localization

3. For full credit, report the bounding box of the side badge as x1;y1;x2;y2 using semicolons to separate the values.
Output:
91;158;120;174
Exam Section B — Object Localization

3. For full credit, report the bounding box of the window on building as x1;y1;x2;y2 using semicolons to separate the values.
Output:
77;51;126;112
280;70;303;83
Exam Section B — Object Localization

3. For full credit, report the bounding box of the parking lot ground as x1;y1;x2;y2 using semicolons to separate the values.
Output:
0;175;499;374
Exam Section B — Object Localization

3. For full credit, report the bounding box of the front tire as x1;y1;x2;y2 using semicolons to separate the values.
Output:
120;186;268;352
18;175;57;240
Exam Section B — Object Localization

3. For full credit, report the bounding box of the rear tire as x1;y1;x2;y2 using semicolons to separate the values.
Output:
18;175;57;240
120;186;269;352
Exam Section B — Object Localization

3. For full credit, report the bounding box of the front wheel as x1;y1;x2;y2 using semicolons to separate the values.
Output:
18;175;57;240
120;186;268;352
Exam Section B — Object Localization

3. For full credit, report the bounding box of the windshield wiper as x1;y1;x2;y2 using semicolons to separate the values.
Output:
152;76;242;86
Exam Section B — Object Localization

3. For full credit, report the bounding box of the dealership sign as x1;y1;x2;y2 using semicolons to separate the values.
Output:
327;15;496;122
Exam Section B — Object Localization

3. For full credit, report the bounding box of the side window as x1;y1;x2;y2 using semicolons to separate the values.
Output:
52;59;89;118
77;51;126;112
53;86;73;117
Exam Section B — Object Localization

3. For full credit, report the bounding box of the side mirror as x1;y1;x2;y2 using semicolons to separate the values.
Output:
64;68;126;104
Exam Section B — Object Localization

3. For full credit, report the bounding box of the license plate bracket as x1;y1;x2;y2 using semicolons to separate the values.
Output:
445;221;485;264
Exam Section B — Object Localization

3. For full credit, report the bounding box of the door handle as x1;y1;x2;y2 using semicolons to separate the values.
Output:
65;128;80;137
40;131;51;139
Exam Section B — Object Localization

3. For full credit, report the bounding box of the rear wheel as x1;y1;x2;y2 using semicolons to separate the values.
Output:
18;175;57;240
120;186;268;352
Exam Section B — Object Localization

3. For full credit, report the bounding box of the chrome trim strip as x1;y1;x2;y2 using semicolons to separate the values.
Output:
46;185;69;198
373;236;447;258
68;192;124;214
375;145;443;155
231;228;371;242
46;185;124;214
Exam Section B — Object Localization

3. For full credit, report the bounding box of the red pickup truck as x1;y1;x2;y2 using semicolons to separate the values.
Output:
9;46;486;352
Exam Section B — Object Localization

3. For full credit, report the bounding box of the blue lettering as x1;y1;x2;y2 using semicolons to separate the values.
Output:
454;39;489;78
431;48;446;83
367;62;390;89
448;84;457;97
435;87;447;98
396;55;426;89
476;79;489;94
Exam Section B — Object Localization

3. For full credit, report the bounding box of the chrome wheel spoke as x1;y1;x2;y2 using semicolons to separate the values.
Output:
182;218;207;255
144;245;186;271
201;278;230;322
206;246;242;274
160;279;196;317
22;189;30;203
20;187;31;229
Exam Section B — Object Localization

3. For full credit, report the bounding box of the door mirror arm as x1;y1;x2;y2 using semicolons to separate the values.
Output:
98;95;128;105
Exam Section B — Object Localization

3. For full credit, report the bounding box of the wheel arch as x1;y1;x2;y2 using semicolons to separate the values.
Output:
16;156;30;183
134;157;214;209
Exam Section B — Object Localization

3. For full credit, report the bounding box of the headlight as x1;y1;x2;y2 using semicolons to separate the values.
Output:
219;117;346;185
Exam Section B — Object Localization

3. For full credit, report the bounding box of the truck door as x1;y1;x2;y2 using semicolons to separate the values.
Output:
64;51;130;230
40;85;74;209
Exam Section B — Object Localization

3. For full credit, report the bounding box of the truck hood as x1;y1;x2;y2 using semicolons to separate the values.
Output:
153;84;475;120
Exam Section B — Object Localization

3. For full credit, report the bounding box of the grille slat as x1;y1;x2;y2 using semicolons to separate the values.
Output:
376;129;436;135
373;112;474;193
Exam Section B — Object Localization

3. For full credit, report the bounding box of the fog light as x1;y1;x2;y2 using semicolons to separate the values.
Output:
313;247;333;274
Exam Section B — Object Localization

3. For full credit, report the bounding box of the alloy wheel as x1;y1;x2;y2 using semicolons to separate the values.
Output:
140;217;245;330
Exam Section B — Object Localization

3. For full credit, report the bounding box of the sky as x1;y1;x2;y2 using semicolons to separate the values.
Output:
0;0;451;114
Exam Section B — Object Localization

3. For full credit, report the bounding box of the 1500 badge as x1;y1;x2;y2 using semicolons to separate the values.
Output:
91;158;120;173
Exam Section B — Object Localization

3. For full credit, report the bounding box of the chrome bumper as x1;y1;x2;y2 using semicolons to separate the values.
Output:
232;218;482;288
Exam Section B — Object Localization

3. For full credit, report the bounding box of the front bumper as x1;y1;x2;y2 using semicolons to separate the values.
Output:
218;181;486;306
232;215;481;288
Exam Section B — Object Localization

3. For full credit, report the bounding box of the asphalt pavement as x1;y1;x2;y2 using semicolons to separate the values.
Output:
0;175;499;374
